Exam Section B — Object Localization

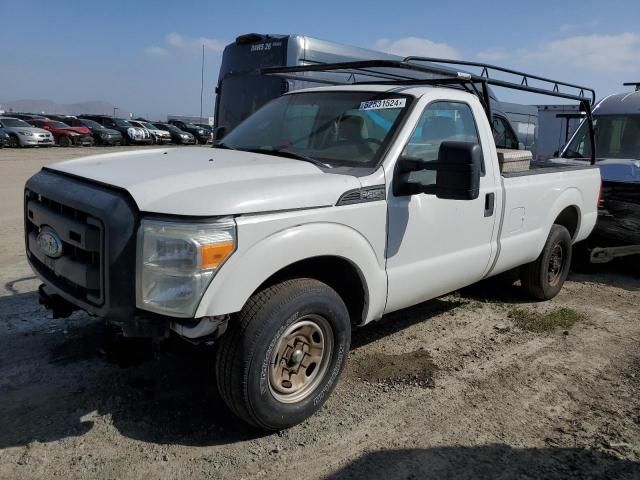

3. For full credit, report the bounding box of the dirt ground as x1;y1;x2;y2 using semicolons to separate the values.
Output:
0;146;638;480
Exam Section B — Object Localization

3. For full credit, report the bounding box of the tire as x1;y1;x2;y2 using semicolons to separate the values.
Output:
8;135;20;148
215;278;351;431
58;135;72;147
521;224;572;300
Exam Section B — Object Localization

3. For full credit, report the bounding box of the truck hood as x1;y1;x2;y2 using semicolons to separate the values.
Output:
597;159;640;183
46;148;362;215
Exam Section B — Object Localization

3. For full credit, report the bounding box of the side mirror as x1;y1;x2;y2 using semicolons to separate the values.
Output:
394;141;482;200
213;126;227;142
518;142;525;151
552;150;560;158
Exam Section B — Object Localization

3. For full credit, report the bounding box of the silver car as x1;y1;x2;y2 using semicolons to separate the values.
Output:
0;117;54;147
129;120;172;145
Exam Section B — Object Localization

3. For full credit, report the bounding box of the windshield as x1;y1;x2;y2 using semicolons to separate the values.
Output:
140;122;156;130
114;119;132;127
80;119;104;129
564;115;640;160
1;118;31;128
220;91;412;168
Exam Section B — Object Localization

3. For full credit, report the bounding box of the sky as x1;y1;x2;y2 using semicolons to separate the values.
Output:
1;0;639;118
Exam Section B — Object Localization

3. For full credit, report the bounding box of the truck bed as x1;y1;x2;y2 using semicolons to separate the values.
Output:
502;160;598;178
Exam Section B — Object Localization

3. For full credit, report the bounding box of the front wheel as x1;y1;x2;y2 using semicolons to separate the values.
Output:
521;224;572;300
215;278;351;430
8;135;20;148
58;135;72;147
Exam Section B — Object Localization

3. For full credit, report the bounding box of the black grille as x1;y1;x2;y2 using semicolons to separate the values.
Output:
25;191;104;306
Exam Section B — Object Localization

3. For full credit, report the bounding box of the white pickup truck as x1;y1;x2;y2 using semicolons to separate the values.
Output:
25;60;600;430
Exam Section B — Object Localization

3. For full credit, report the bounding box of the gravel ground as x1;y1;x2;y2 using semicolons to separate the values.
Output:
0;146;638;480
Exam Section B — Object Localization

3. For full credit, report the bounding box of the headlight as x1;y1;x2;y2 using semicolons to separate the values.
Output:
19;131;34;136
181;134;189;139
136;218;236;317
199;130;204;135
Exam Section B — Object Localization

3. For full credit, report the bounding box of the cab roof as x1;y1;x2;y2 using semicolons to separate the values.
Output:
594;90;640;115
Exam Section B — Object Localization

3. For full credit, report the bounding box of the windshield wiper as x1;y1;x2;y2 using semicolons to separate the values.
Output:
243;147;332;168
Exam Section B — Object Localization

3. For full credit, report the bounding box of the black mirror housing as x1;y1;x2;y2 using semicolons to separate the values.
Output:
395;141;482;200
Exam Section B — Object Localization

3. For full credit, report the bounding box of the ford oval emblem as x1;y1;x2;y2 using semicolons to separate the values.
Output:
36;227;63;258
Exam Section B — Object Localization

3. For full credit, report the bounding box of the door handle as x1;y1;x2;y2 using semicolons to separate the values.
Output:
484;193;495;217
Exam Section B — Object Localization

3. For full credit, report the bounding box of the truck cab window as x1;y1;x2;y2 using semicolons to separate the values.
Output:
403;101;480;161
402;101;481;187
493;116;519;149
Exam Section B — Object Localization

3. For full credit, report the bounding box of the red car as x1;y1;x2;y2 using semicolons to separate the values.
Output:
28;119;94;147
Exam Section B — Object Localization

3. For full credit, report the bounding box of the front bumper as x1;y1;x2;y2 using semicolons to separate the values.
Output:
71;135;94;146
130;137;154;145
22;136;54;146
99;136;122;145
25;169;138;320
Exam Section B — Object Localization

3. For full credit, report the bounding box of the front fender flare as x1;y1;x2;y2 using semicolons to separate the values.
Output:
194;222;387;323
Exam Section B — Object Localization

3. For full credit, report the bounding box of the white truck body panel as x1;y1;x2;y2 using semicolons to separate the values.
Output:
44;84;601;331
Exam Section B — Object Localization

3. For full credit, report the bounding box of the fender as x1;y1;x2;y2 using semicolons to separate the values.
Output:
541;187;584;250
194;222;387;323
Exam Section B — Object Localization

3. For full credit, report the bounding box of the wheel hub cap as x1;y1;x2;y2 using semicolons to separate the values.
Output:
269;316;333;403
548;244;564;286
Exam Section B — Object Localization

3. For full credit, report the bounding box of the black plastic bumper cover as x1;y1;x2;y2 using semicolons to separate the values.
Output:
25;169;139;321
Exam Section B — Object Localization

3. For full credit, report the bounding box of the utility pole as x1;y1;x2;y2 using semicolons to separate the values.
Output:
113;107;119;118
200;44;205;124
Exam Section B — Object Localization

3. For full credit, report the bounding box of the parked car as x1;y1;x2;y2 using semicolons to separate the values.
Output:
153;122;196;144
6;113;48;121
559;83;640;264
197;123;214;142
25;59;600;430
0;117;54;147
47;115;122;146
27;119;93;147
168;119;210;144
129;120;172;144
0;129;9;148
79;115;152;145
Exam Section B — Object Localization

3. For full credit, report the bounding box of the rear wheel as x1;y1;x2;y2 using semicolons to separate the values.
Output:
521;224;572;300
215;278;351;430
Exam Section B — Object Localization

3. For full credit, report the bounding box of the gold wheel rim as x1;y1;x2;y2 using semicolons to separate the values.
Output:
268;315;333;404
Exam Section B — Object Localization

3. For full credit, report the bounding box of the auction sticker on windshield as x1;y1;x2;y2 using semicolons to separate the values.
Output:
359;98;407;110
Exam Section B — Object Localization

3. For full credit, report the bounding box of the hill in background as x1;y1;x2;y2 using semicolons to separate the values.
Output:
0;99;119;116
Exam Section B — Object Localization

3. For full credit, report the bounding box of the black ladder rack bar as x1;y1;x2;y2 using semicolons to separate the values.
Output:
623;82;640;91
404;56;596;105
261;59;596;164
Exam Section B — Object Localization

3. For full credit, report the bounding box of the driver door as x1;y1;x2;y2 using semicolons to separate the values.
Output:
385;100;498;313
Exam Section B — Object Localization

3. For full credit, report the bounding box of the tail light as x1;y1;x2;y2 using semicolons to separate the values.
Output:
597;182;604;209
